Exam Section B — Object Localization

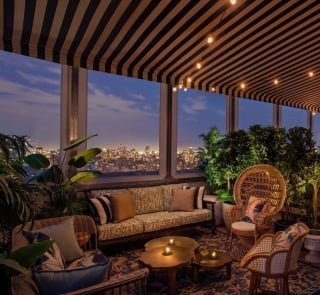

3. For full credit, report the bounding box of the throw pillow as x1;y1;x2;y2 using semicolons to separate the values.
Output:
109;191;135;222
242;197;269;223
36;217;83;263
169;188;195;212
272;223;308;252
33;250;112;295
89;195;113;225
182;185;206;209
24;231;65;270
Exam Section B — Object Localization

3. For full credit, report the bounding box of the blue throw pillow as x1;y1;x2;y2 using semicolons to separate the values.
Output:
33;250;112;295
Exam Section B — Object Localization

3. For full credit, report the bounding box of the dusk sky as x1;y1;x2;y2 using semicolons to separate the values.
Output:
0;50;316;152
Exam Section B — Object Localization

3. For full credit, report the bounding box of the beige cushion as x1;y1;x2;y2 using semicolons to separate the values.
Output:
110;191;135;222
37;217;83;263
232;221;256;231
169;188;195;212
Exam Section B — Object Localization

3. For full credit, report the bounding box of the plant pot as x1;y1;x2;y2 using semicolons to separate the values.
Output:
222;203;235;231
304;229;320;263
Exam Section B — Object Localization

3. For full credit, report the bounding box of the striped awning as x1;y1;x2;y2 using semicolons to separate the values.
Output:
1;0;320;111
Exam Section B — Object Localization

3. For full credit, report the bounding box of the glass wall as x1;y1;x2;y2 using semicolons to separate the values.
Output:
87;71;160;176
238;98;273;130
313;113;320;148
282;106;307;130
176;89;226;173
0;51;60;149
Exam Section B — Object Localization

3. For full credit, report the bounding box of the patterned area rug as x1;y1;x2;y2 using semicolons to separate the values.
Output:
104;226;320;295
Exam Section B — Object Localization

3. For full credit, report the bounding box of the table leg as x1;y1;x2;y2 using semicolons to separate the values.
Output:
167;268;177;295
226;262;231;280
192;264;200;283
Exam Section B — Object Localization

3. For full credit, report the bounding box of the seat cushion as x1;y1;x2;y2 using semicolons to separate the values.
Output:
33;250;112;295
232;221;256;232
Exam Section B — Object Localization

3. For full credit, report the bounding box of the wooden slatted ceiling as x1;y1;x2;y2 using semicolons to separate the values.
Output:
1;0;320;111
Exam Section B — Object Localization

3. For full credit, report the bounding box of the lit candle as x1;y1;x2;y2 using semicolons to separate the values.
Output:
169;238;175;245
211;251;217;259
164;246;171;255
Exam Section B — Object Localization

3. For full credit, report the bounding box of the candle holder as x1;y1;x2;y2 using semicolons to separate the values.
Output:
163;246;172;256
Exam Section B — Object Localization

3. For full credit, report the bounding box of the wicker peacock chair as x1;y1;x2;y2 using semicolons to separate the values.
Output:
229;164;287;259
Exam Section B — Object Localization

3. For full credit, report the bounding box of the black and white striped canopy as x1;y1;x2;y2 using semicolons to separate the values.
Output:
1;0;320;111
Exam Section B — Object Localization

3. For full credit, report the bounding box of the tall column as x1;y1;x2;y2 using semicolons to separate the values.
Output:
60;65;87;169
226;95;238;133
307;110;313;131
272;104;282;128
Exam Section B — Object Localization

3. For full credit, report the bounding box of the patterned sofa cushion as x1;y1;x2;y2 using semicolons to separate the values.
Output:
96;218;144;240
129;186;164;214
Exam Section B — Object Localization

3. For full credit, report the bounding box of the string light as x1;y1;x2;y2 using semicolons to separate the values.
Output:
196;62;202;69
187;77;192;83
274;79;279;85
207;36;214;44
211;87;216;92
172;86;177;92
309;71;314;77
230;0;237;5
240;83;246;89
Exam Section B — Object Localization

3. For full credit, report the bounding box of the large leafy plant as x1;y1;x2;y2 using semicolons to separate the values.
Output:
24;134;102;216
0;134;46;252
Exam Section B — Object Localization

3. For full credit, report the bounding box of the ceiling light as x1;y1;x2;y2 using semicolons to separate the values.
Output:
172;86;177;92
240;83;246;89
274;79;279;85
312;111;317;116
211;87;215;92
183;87;188;92
207;36;214;44
309;71;314;77
179;83;183;89
230;0;237;5
196;62;202;69
187;77;192;82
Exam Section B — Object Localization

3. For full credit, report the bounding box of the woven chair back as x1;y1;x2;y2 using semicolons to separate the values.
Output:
233;164;286;216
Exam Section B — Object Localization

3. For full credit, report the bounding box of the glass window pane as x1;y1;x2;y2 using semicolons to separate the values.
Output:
282;106;307;129
177;89;226;174
239;98;273;130
0;51;60;149
87;72;160;176
313;113;320;147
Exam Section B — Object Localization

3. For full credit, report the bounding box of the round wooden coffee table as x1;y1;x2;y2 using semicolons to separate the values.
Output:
140;236;198;295
192;249;233;282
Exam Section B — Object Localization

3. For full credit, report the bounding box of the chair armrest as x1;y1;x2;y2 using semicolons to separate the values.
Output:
240;252;270;268
62;268;149;295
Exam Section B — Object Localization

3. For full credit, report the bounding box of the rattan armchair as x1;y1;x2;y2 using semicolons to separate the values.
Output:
10;215;149;295
240;222;309;295
229;164;286;258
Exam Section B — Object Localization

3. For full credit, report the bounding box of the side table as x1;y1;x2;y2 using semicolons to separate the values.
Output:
203;195;217;234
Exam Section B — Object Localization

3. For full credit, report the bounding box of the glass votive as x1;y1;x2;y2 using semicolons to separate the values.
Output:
168;238;175;245
163;246;172;256
211;251;217;259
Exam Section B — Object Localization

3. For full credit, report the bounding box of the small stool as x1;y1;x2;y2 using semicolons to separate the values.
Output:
230;221;257;256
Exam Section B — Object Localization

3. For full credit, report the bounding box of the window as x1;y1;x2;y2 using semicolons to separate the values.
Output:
282;106;307;130
239;98;272;130
0;51;60;149
87;72;160;176
313;113;320;148
176;89;226;174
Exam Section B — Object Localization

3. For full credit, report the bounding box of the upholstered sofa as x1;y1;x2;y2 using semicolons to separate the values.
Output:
10;215;149;295
87;183;213;246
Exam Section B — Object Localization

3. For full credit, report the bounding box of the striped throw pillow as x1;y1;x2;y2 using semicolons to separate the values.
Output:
89;196;113;225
